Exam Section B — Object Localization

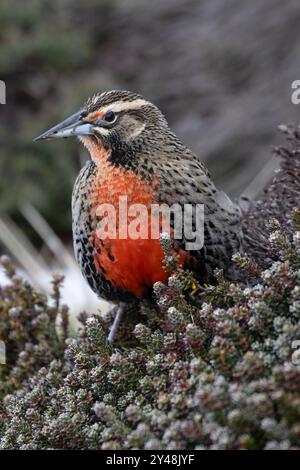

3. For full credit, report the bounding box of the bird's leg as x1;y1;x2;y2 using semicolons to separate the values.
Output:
108;302;126;344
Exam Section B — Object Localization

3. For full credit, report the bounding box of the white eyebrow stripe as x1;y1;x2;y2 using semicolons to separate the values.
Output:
99;98;151;114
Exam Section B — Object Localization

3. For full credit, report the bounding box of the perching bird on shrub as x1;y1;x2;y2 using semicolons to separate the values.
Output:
34;90;242;342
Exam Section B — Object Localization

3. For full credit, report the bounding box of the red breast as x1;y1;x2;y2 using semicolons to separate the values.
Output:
83;137;188;297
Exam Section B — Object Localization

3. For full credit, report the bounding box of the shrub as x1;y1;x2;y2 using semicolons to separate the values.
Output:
0;127;299;449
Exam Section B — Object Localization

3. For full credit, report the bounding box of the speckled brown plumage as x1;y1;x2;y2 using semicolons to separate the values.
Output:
69;90;242;302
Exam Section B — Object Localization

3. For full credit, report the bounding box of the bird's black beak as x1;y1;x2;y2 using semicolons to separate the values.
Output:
33;109;94;142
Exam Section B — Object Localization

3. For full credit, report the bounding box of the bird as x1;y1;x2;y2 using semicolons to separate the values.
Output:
34;90;242;343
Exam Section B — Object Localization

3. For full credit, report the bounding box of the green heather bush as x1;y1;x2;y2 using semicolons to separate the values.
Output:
0;128;299;449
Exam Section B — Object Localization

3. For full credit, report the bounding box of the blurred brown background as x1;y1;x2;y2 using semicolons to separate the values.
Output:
0;0;299;311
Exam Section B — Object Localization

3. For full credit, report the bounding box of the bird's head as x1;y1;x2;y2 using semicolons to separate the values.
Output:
34;90;171;168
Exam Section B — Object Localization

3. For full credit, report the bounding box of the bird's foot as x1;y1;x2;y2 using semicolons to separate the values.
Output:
107;302;126;344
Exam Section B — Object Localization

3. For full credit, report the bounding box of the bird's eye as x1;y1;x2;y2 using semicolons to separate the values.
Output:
103;111;117;123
